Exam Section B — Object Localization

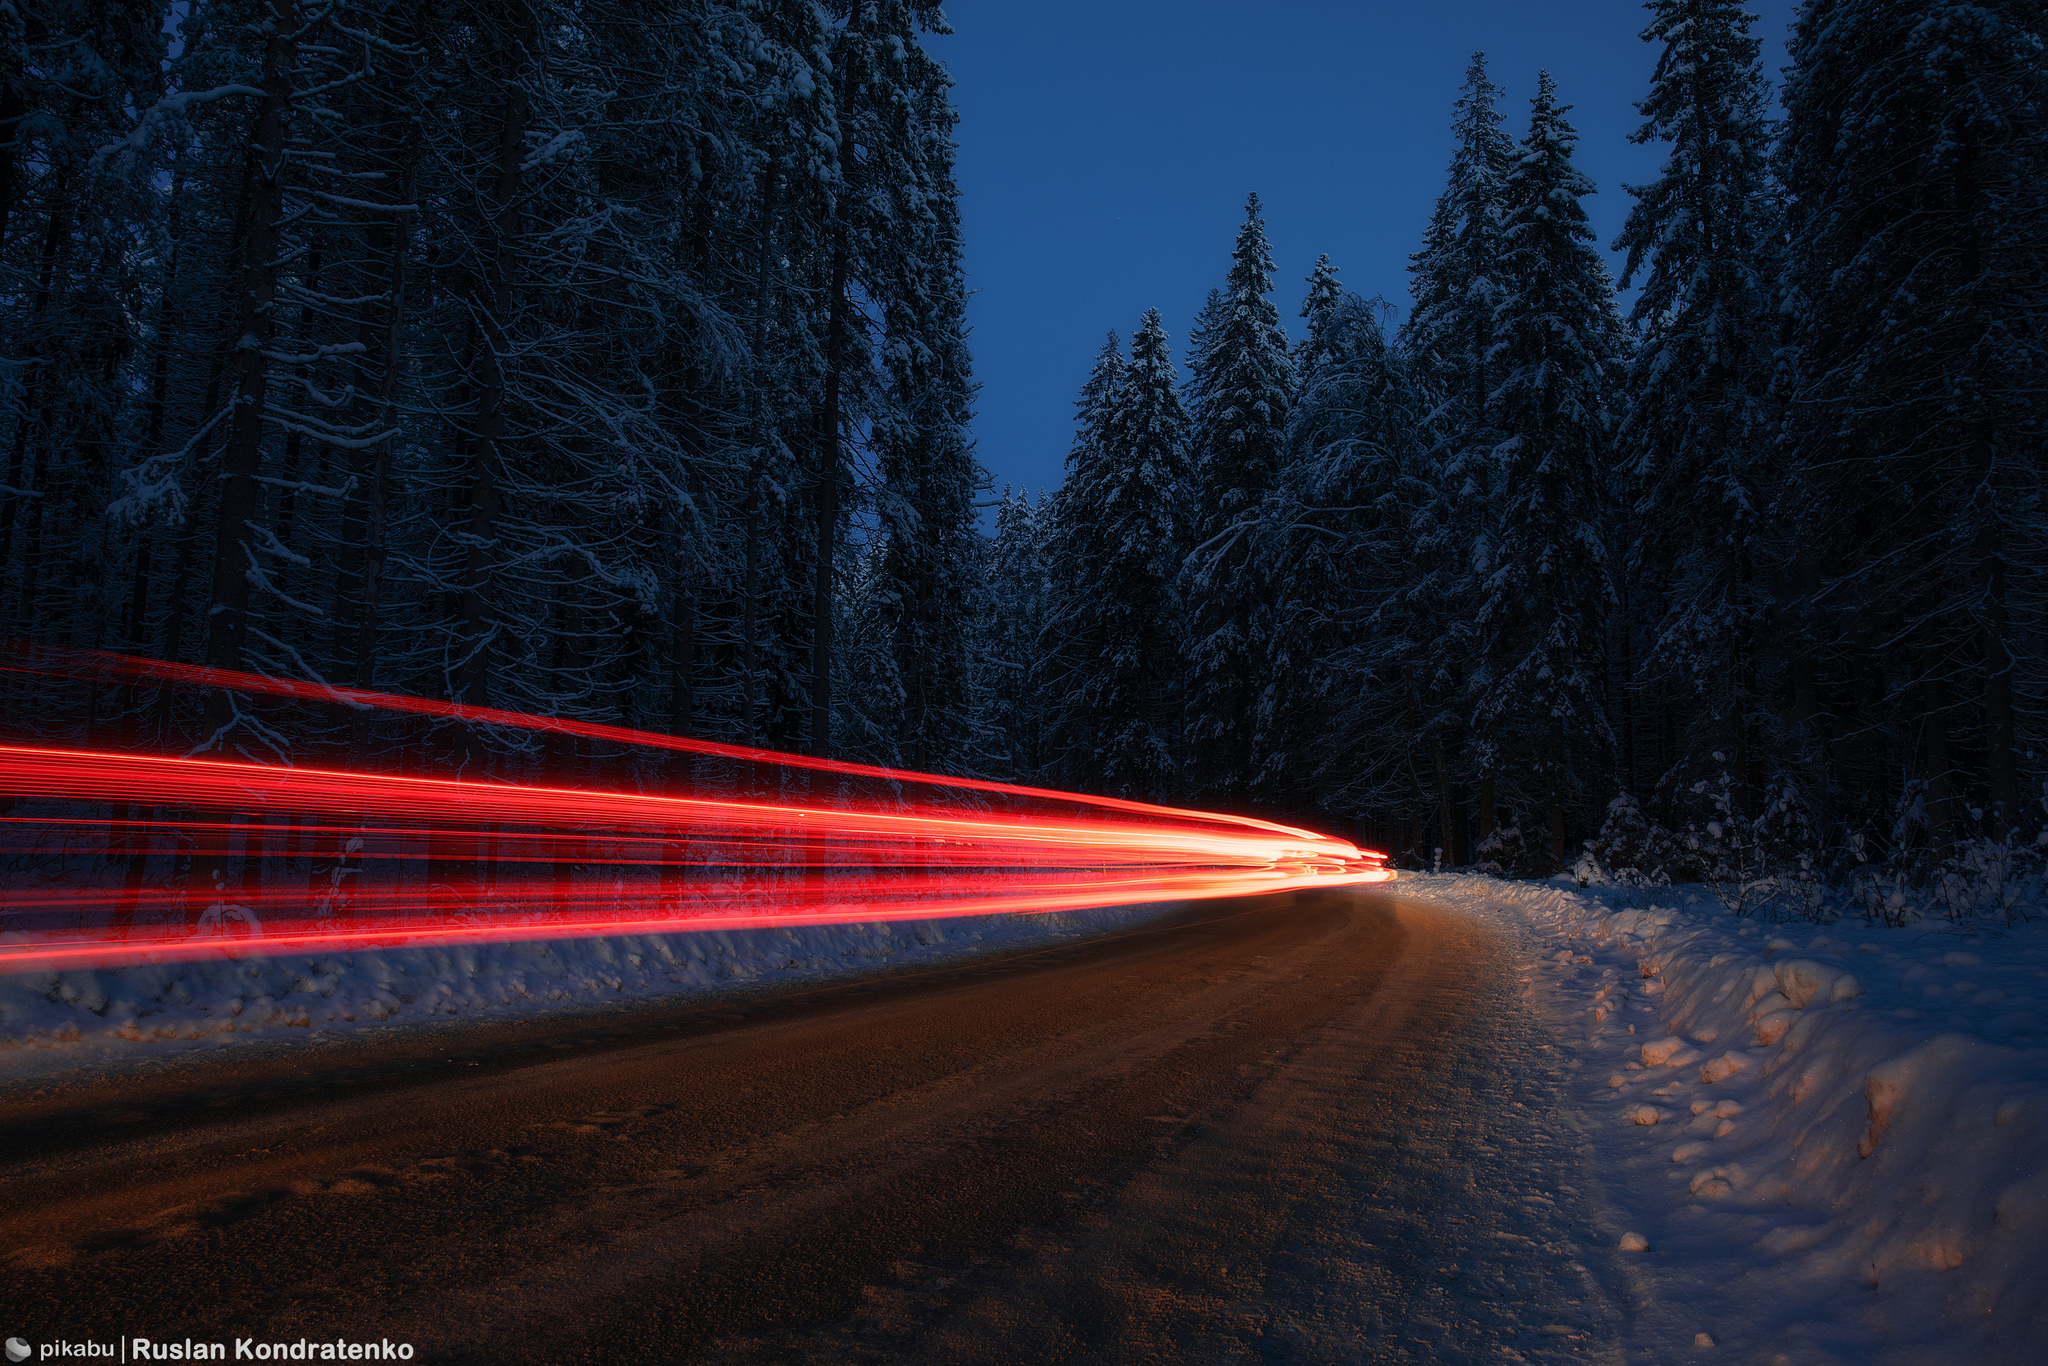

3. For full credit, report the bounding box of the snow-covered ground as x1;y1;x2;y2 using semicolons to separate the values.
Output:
1400;871;2048;1364
0;902;1181;1082
9;875;2043;1359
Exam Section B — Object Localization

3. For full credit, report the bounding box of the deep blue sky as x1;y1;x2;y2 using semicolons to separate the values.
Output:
933;0;1797;513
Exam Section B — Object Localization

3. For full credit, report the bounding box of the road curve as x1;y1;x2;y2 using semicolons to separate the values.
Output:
0;890;1539;1364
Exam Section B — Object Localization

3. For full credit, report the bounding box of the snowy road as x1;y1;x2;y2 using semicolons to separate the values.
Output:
0;891;1624;1364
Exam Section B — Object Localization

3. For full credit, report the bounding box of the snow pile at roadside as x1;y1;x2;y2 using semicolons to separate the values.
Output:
0;903;1179;1073
1402;872;2048;1364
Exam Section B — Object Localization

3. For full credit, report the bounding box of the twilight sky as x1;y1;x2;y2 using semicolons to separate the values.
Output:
932;0;1798;514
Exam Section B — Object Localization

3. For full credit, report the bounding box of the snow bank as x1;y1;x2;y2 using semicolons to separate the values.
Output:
1402;872;2048;1364
0;903;1179;1078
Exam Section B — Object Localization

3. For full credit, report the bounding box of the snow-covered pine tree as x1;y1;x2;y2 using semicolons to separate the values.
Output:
1035;332;1122;789
697;0;839;753
977;486;1052;780
1780;0;2047;847
1182;287;1226;419
1398;52;1513;849
1292;254;1344;377
1181;193;1294;806
1401;53;1512;451
1042;312;1186;799
867;34;981;774
0;0;170;658
1613;0;1781;819
1478;72;1627;867
1259;271;1431;835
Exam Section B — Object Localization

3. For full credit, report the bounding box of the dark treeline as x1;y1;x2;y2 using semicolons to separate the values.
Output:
0;0;973;784
5;0;2046;911
982;0;2048;890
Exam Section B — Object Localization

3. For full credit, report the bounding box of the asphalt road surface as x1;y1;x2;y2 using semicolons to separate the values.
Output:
0;891;1623;1363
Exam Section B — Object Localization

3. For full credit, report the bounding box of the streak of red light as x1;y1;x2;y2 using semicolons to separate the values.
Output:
0;647;1391;975
0;642;1333;843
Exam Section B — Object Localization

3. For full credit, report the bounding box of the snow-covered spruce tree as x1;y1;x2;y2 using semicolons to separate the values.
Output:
1477;72;1626;869
1041;311;1187;799
1613;0;1782;822
864;34;981;774
373;0;800;774
698;0;840;754
1780;0;2048;850
1401;52;1513;457
1034;333;1122;790
1397;52;1514;850
0;0;169;667
1292;255;1344;377
1257;272;1433;836
1181;193;1294;807
977;486;1054;781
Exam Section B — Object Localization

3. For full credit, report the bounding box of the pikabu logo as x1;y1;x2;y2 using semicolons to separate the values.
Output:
17;1345;116;1361
7;1339;30;1363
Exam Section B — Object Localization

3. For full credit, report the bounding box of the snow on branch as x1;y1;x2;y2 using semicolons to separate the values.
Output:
240;539;325;616
292;187;417;214
255;474;358;500
90;85;267;174
259;340;368;365
262;402;396;450
247;520;312;567
107;408;234;528
328;19;426;59
245;627;356;705
521;129;584;173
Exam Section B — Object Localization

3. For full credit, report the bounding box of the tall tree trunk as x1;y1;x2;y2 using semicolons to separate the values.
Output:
1972;422;2020;839
334;89;419;692
1433;739;1456;868
1923;656;1957;856
272;249;322;603
457;7;533;710
670;584;695;740
160;527;201;665
813;5;865;761
1547;720;1567;869
1791;559;1833;842
738;157;778;747
1950;117;2020;839
199;0;298;706
0;53;25;249
123;152;190;662
142;153;188;456
1726;537;1751;819
1612;568;1636;797
2;175;73;617
813;233;846;760
741;479;760;742
192;0;299;922
161;149;258;680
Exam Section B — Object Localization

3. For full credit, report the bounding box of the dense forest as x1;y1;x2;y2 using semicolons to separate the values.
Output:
993;0;2048;899
2;1;2044;901
2;0;974;775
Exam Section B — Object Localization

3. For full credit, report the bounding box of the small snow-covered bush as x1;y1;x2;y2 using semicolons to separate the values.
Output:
1851;836;2044;929
1475;821;1535;876
1578;793;1682;888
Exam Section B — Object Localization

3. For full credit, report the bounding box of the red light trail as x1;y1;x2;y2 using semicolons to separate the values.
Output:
0;646;1389;974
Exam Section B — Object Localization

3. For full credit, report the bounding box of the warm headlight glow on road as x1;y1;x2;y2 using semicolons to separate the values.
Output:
0;647;1389;973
